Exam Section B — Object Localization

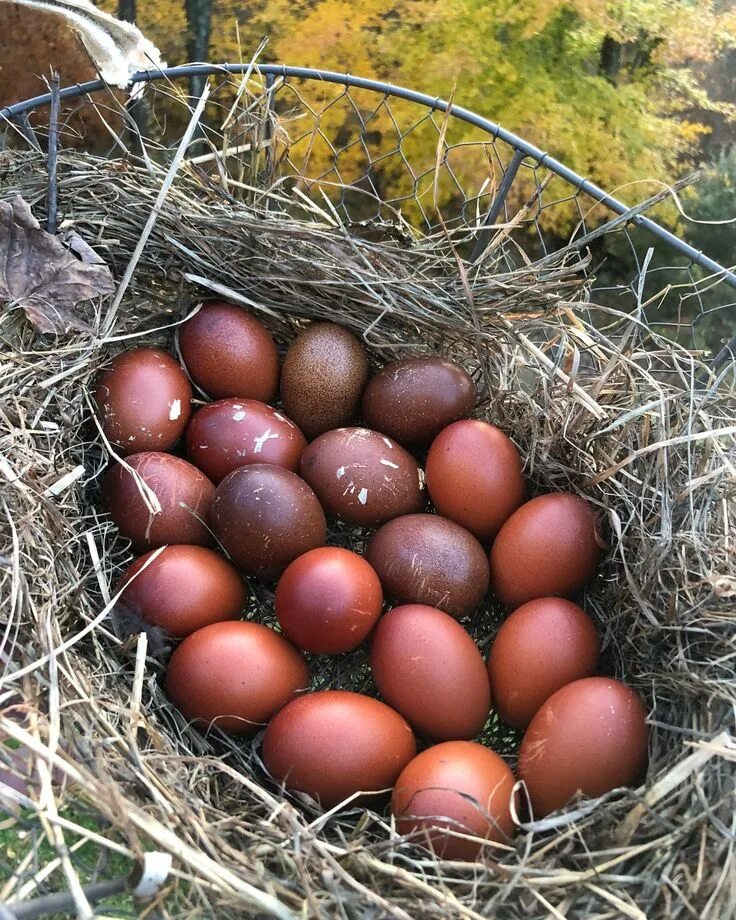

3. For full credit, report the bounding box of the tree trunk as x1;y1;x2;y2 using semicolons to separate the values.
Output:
117;0;136;23
186;0;212;100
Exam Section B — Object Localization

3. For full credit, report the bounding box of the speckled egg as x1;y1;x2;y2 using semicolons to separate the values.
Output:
365;514;490;618
94;348;192;454
300;427;425;527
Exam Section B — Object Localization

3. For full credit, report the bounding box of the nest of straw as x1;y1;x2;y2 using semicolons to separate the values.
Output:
0;88;735;919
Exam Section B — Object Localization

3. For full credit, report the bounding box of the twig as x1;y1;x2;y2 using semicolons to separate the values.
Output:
46;71;61;235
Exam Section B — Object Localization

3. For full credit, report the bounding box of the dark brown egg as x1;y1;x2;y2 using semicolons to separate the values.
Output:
166;621;310;735
426;420;526;543
115;545;248;638
300;428;425;527
185;398;307;483
94;348;192;455
488;597;599;728
370;605;491;741
361;356;475;448
179;301;280;401
262;690;416;808
280;322;369;440
211;464;326;580
275;548;383;654
101;452;215;551
490;493;602;608
391;741;516;860
365;514;489;619
517;677;649;817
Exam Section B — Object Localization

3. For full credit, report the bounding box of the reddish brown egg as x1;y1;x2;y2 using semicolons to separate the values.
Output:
370;605;491;741
179;301;280;401
362;356;475;448
101;452;215;551
488;598;599;728
490;493;602;608
275;548;383;654
94;348;192;454
263;690;416;808
115;545;248;638
517;677;649;817
300;428;425;527
426;420;526;543
185;398;307;483
211;464;326;580
281;322;369;440
166;621;309;735
365;514;489;619
391;741;517;860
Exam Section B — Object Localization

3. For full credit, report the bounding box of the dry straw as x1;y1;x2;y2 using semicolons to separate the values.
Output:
0;74;734;919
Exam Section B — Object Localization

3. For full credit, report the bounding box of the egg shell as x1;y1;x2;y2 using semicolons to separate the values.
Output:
365;514;490;619
281;322;369;440
490;493;602;608
94;348;192;455
185;398;307;483
362;356;476;447
426;420;526;543
115;545;248;638
391;741;517;860
488;597;600;728
178;301;280;401
300;427;425;527
101;452;215;551
211;464;326;580
370;605;491;741
262;690;416;808
166;621;310;735
517;677;649;817
275;547;383;654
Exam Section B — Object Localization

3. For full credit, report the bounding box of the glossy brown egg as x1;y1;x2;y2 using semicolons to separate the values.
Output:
362;356;476;448
426;420;526;543
488;598;599;728
115;545;248;638
517;677;649;817
166;621;310;735
101;452;215;551
300;428;425;527
179;301;280;401
185;398;307;483
281;322;369;440
211;464;326;580
490;493;602;608
370;605;491;741
94;348;192;455
365;514;489;619
275;548;383;654
262;690;416;808
391;741;516;860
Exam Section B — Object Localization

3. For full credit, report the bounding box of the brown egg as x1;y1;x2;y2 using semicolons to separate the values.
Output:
211;464;326;580
179;301;280;401
490;493;602;608
275;548;383;654
517;677;649;817
185;398;307;483
391;741;517;860
362;356;475;447
488;598;599;728
365;514;489;619
281;322;369;440
300;428;425;527
115;545;248;638
101;452;215;551
262;690;416;808
370;605;491;741
94;348;192;455
426;420;526;543
166;621;310;735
